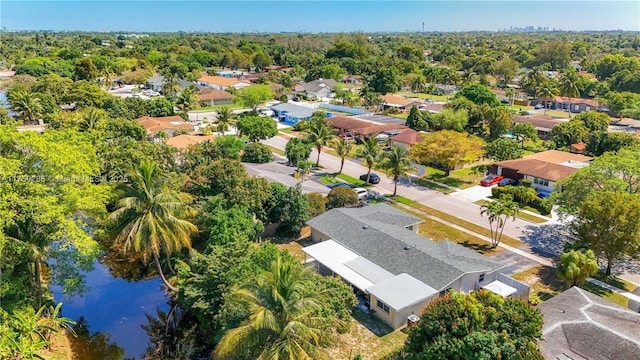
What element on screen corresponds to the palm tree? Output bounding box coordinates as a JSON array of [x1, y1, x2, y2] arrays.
[[460, 70, 477, 86], [380, 145, 417, 197], [297, 160, 313, 182], [304, 117, 336, 167], [162, 73, 180, 97], [79, 108, 105, 131], [8, 89, 43, 123], [480, 195, 519, 248], [536, 80, 559, 115], [559, 69, 581, 118], [214, 256, 333, 360], [334, 137, 354, 174], [175, 85, 199, 114], [359, 86, 382, 111], [357, 136, 383, 184], [215, 106, 235, 135], [410, 74, 426, 93], [505, 88, 517, 106], [110, 161, 198, 292]]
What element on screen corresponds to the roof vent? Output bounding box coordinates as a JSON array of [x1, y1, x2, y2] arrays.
[[404, 245, 411, 250], [362, 225, 368, 229]]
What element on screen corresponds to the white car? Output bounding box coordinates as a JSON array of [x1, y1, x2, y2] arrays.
[[353, 187, 368, 200]]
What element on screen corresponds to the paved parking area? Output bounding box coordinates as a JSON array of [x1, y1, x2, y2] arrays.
[[243, 156, 330, 195], [450, 185, 493, 202]]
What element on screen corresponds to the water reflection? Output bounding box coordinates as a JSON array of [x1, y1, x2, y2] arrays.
[[52, 253, 170, 359], [69, 317, 126, 360]]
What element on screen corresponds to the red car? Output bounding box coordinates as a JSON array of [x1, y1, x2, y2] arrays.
[[480, 174, 504, 187]]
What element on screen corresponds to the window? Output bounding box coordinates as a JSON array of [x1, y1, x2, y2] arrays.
[[479, 273, 485, 282], [574, 105, 579, 111], [533, 177, 549, 187], [377, 300, 390, 313]]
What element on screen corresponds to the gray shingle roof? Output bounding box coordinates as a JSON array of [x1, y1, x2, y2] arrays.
[[297, 79, 337, 93], [270, 103, 315, 119], [538, 287, 640, 360], [306, 203, 503, 290]]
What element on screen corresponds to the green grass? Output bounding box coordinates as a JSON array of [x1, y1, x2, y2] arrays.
[[279, 127, 294, 133], [474, 200, 548, 224], [396, 199, 523, 247], [421, 166, 479, 190], [414, 178, 456, 194], [512, 265, 567, 301], [580, 282, 629, 307], [265, 145, 285, 156], [592, 272, 638, 292], [396, 91, 449, 101], [336, 173, 367, 187]]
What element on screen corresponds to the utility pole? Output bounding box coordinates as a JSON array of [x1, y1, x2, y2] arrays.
[[422, 22, 425, 33]]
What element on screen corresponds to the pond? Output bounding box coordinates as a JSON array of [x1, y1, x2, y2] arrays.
[[51, 256, 170, 359], [0, 91, 17, 116]]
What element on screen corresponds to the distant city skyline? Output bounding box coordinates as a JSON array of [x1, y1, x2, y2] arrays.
[[1, 1, 639, 33]]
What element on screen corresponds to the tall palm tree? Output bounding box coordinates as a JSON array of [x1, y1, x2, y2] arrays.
[[79, 108, 105, 131], [480, 195, 519, 248], [334, 137, 354, 174], [357, 136, 382, 184], [460, 70, 477, 86], [214, 256, 333, 360], [505, 88, 517, 106], [175, 85, 199, 114], [410, 74, 426, 93], [536, 80, 559, 115], [215, 106, 235, 135], [380, 145, 417, 197], [559, 70, 581, 118], [304, 117, 336, 166], [8, 89, 43, 123], [110, 161, 198, 292], [162, 73, 180, 97]]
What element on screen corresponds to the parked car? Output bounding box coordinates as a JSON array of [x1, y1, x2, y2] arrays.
[[359, 173, 380, 184], [480, 175, 504, 187], [536, 191, 551, 198], [353, 187, 368, 200], [498, 178, 520, 187]]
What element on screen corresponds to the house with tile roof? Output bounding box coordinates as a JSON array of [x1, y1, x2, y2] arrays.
[[198, 89, 234, 106], [136, 116, 194, 138], [303, 204, 528, 329], [389, 128, 425, 149], [324, 115, 407, 141], [495, 150, 592, 192], [513, 114, 568, 140], [380, 95, 420, 112], [197, 75, 251, 90], [538, 287, 640, 360]]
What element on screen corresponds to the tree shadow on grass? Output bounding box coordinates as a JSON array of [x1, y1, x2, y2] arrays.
[[351, 309, 393, 337], [459, 240, 495, 255]]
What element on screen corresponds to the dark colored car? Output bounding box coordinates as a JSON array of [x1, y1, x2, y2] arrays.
[[359, 173, 380, 184], [498, 178, 520, 187], [327, 183, 350, 189], [536, 191, 551, 198], [480, 174, 504, 187]]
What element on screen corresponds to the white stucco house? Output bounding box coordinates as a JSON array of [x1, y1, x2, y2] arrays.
[[303, 204, 528, 330]]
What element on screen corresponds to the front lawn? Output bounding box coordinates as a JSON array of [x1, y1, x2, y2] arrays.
[[421, 166, 483, 190], [320, 173, 368, 187], [512, 265, 567, 301]]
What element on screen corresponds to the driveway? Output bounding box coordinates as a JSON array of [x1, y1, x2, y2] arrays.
[[242, 156, 330, 195], [451, 185, 493, 203]]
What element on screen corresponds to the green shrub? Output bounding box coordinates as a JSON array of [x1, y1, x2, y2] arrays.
[[241, 142, 273, 163], [327, 187, 358, 209], [293, 119, 310, 131], [520, 179, 533, 187]]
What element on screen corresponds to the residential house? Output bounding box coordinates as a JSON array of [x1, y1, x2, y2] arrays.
[[341, 74, 363, 85], [389, 128, 425, 150], [380, 95, 420, 112], [197, 76, 251, 91], [538, 287, 640, 359], [136, 115, 194, 138], [304, 204, 527, 330], [513, 114, 567, 140], [495, 150, 592, 192], [569, 142, 587, 154], [198, 89, 234, 106], [549, 96, 606, 114], [419, 102, 445, 113], [434, 84, 459, 95], [216, 69, 246, 78], [294, 79, 337, 99], [166, 134, 217, 150], [324, 115, 407, 141], [146, 76, 165, 93], [270, 103, 316, 125]]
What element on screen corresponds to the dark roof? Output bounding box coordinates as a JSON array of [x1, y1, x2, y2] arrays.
[[538, 287, 640, 360], [354, 113, 406, 125], [295, 79, 337, 93], [306, 204, 504, 290], [513, 114, 566, 131]]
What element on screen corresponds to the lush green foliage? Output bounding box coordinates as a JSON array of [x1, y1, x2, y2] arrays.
[[411, 130, 485, 175], [241, 142, 273, 163], [327, 187, 359, 209], [485, 138, 523, 161], [285, 137, 312, 166], [236, 115, 277, 142], [402, 291, 543, 360], [557, 249, 598, 286]]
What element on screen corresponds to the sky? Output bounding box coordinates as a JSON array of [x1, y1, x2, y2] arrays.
[[1, 1, 639, 33]]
